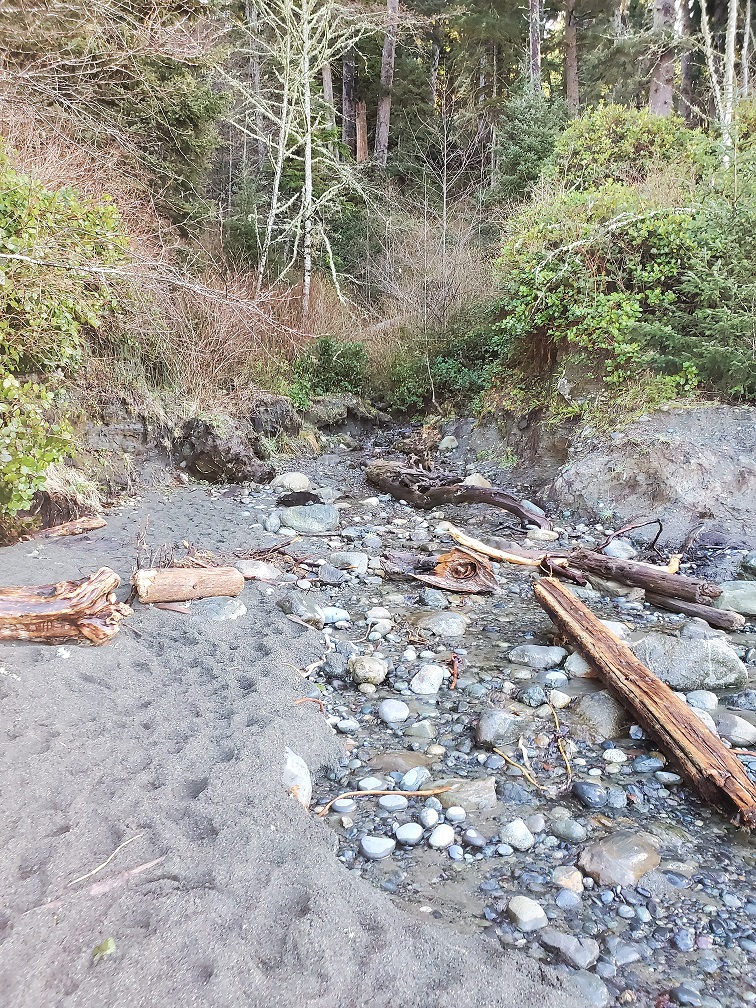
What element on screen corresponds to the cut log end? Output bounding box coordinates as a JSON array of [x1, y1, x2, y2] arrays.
[[132, 566, 244, 604]]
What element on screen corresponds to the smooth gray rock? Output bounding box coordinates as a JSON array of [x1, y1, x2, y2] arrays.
[[330, 552, 369, 575], [416, 612, 470, 636], [359, 835, 396, 860], [395, 822, 423, 845], [716, 711, 756, 745], [686, 690, 719, 712], [434, 776, 498, 810], [271, 471, 311, 491], [630, 631, 748, 691], [476, 709, 527, 747], [378, 794, 408, 812], [602, 538, 637, 560], [410, 663, 446, 695], [572, 970, 610, 1007], [378, 699, 410, 724], [551, 818, 588, 843], [508, 645, 567, 670], [715, 580, 756, 615], [279, 504, 340, 533], [573, 690, 628, 741], [192, 597, 247, 621], [507, 896, 547, 932], [540, 929, 600, 969]]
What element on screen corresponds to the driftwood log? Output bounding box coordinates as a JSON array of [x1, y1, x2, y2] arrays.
[[534, 577, 756, 828], [0, 567, 130, 645], [645, 593, 746, 632], [32, 516, 107, 539], [133, 566, 244, 603], [365, 461, 550, 529], [567, 549, 721, 604]]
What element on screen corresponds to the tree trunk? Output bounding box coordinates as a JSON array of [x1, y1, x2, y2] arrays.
[[744, 0, 752, 95], [374, 0, 400, 166], [322, 60, 337, 157], [529, 0, 542, 91], [0, 568, 130, 645], [356, 100, 369, 162], [342, 47, 357, 158], [564, 0, 580, 114], [567, 548, 721, 604], [645, 593, 746, 631], [534, 578, 756, 828], [723, 0, 740, 149], [649, 0, 676, 115], [133, 567, 244, 604], [301, 0, 314, 322], [430, 38, 440, 106]]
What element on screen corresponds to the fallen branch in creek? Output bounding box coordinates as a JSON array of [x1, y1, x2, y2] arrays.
[[0, 567, 130, 645], [645, 593, 745, 632], [534, 577, 756, 828], [317, 785, 452, 818], [365, 461, 551, 528]]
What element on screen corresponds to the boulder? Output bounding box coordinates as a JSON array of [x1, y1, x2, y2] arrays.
[[716, 711, 756, 746], [416, 612, 470, 637], [572, 691, 628, 741], [714, 580, 756, 615], [629, 631, 748, 691], [279, 504, 340, 533], [174, 416, 273, 484], [272, 472, 312, 492], [508, 644, 567, 670], [476, 709, 529, 747]]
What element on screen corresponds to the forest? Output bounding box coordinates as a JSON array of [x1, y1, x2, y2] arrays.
[[1, 0, 756, 530]]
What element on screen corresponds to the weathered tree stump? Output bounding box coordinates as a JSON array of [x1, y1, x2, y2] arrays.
[[0, 567, 130, 645]]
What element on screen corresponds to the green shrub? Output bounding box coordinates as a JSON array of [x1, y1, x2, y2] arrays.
[[0, 149, 127, 371], [490, 92, 567, 203], [292, 335, 368, 400], [0, 374, 71, 515], [549, 105, 715, 188]]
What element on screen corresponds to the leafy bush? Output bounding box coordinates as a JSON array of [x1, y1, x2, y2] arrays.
[[0, 374, 70, 515], [292, 335, 368, 401], [549, 105, 715, 188], [490, 92, 567, 203], [0, 147, 127, 371]]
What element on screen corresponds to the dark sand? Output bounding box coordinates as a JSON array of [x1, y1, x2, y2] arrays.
[[0, 489, 587, 1008]]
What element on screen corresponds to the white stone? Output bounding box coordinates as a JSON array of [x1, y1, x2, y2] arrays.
[[549, 689, 572, 709], [271, 472, 312, 492], [410, 663, 446, 695], [350, 655, 389, 685], [367, 607, 392, 622], [395, 823, 424, 845], [461, 473, 492, 488], [282, 747, 312, 808], [508, 645, 567, 670], [438, 435, 459, 451], [686, 690, 719, 713], [565, 653, 594, 677], [419, 808, 439, 829], [499, 818, 535, 851], [378, 699, 410, 723], [445, 806, 466, 824], [507, 895, 548, 932], [526, 528, 559, 542], [428, 824, 455, 849], [359, 836, 396, 860]]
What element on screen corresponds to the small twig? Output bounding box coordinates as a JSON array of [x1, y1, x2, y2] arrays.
[[67, 834, 144, 887], [294, 696, 325, 712], [447, 652, 460, 690], [317, 786, 452, 818]]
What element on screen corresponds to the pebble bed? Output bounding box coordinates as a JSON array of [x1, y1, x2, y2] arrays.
[[237, 447, 756, 1008]]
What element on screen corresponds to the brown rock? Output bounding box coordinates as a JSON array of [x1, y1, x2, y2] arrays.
[[578, 830, 660, 887], [370, 751, 434, 774]]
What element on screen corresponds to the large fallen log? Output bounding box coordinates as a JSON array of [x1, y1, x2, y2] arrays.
[[567, 548, 721, 604], [0, 567, 130, 645], [365, 461, 550, 529], [645, 593, 746, 632], [534, 577, 756, 828], [32, 516, 107, 539], [132, 566, 244, 603]]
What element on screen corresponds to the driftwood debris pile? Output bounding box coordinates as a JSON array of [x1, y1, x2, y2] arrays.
[[0, 567, 131, 645], [535, 578, 756, 828]]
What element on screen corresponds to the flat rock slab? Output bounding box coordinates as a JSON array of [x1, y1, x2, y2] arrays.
[[579, 830, 660, 886], [279, 504, 340, 533]]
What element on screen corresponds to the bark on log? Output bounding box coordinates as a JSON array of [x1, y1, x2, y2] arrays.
[[645, 593, 746, 632], [365, 462, 550, 528], [0, 567, 130, 645], [534, 577, 756, 828], [133, 566, 244, 603], [568, 548, 721, 604]]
